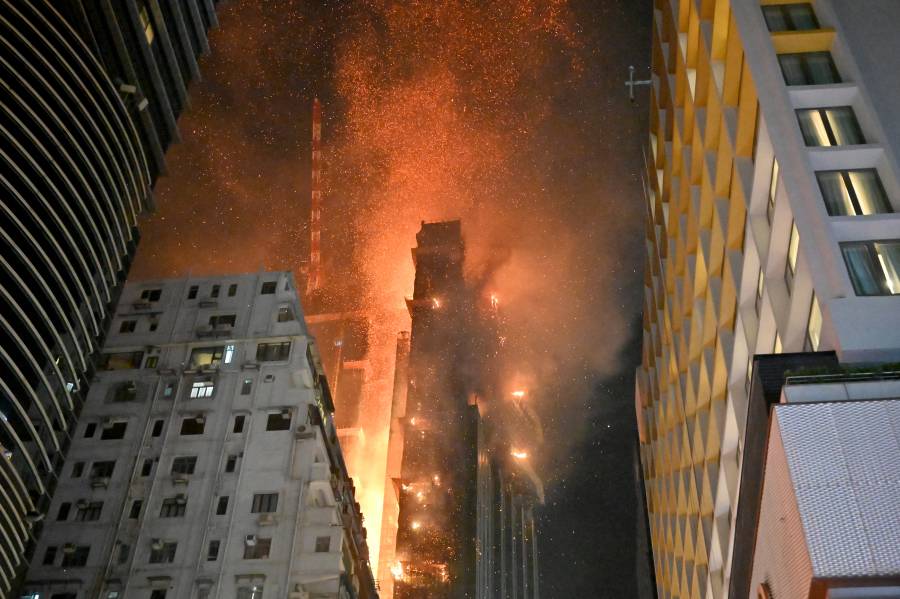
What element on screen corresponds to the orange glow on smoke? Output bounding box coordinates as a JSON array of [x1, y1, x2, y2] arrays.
[[511, 449, 530, 460], [511, 389, 527, 399]]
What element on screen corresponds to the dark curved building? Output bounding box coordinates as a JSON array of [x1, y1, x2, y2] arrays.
[[0, 0, 217, 595]]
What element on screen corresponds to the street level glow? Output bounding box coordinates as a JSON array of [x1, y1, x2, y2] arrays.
[[432, 297, 441, 308], [391, 561, 404, 581], [512, 390, 526, 398], [511, 449, 529, 460], [411, 521, 422, 530]]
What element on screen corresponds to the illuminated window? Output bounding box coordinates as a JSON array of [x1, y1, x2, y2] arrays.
[[841, 240, 900, 295], [797, 107, 864, 147], [805, 295, 823, 351], [190, 346, 225, 368], [767, 159, 779, 224], [755, 268, 765, 317], [785, 223, 800, 292], [224, 344, 235, 364], [189, 379, 215, 399], [816, 170, 892, 216], [139, 3, 155, 45], [762, 4, 818, 32], [774, 332, 783, 354], [778, 52, 840, 85]]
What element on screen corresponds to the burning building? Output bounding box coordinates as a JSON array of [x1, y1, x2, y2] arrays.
[[392, 221, 480, 597], [387, 221, 543, 599]]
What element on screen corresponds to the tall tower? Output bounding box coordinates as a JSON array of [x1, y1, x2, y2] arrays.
[[307, 97, 324, 295], [637, 2, 900, 598]]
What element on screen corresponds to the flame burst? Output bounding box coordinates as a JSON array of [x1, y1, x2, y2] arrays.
[[329, 1, 583, 591]]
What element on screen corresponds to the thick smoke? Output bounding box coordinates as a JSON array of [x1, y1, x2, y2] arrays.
[[329, 0, 645, 485]]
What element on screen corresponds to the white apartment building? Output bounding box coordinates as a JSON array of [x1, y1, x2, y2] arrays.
[[637, 1, 900, 598], [20, 272, 378, 599]]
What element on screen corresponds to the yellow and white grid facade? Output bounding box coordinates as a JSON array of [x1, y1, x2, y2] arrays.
[[635, 1, 900, 598]]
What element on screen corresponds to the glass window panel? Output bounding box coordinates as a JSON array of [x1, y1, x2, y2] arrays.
[[762, 6, 789, 31], [874, 241, 900, 294], [825, 107, 864, 145], [847, 170, 892, 215], [788, 224, 800, 272], [797, 109, 832, 146], [778, 54, 806, 85], [816, 171, 855, 216], [807, 295, 822, 351], [842, 243, 885, 295], [786, 4, 818, 30], [805, 52, 839, 84]]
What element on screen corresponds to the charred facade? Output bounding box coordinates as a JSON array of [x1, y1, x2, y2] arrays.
[[394, 221, 480, 597]]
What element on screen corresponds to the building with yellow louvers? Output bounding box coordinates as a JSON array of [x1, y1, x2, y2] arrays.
[[636, 1, 900, 598]]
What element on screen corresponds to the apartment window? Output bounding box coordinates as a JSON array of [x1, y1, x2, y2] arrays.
[[816, 169, 892, 216], [755, 269, 765, 316], [76, 501, 103, 521], [119, 320, 137, 333], [767, 159, 779, 224], [57, 502, 71, 521], [256, 341, 291, 362], [315, 536, 330, 553], [797, 107, 864, 147], [160, 496, 187, 518], [805, 295, 823, 351], [207, 540, 220, 561], [225, 455, 239, 473], [149, 317, 159, 332], [98, 351, 144, 370], [209, 314, 236, 328], [778, 52, 840, 85], [188, 285, 199, 299], [189, 379, 216, 399], [224, 344, 235, 364], [261, 281, 277, 294], [762, 4, 818, 31], [243, 537, 271, 560], [72, 462, 85, 477], [180, 416, 206, 435], [237, 586, 264, 599], [141, 288, 162, 302], [43, 545, 57, 565], [145, 355, 159, 369], [228, 283, 238, 297], [211, 284, 221, 298], [138, 2, 155, 44], [190, 346, 225, 369], [51, 594, 77, 599], [91, 461, 116, 478], [151, 419, 164, 437], [112, 382, 138, 402], [141, 459, 153, 477], [216, 496, 229, 515], [129, 500, 142, 519], [149, 542, 177, 564], [163, 382, 175, 398], [150, 591, 167, 599], [841, 240, 900, 295], [84, 422, 97, 438], [101, 421, 128, 440], [241, 378, 253, 395], [266, 410, 291, 431], [785, 223, 800, 293], [277, 306, 294, 322], [251, 493, 279, 513], [61, 545, 90, 567], [171, 457, 197, 475], [233, 415, 246, 433], [117, 543, 130, 565]]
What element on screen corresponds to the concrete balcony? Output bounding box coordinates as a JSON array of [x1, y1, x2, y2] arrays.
[[303, 505, 338, 527], [296, 550, 343, 575]]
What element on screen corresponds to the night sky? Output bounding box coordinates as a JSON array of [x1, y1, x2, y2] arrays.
[[132, 1, 652, 595]]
